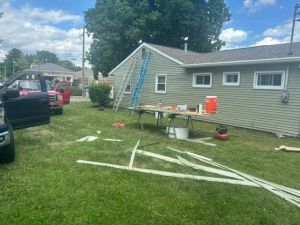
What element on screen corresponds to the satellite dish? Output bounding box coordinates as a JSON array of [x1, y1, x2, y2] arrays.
[[138, 39, 143, 44], [184, 37, 189, 41]]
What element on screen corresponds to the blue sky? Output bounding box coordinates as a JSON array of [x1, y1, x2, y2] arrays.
[[0, 0, 299, 64], [223, 0, 299, 48]]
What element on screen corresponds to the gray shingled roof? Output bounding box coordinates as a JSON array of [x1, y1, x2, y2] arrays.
[[147, 42, 300, 65], [25, 63, 73, 73], [73, 68, 94, 79]]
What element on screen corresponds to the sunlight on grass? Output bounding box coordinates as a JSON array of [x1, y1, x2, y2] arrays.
[[0, 102, 299, 225]]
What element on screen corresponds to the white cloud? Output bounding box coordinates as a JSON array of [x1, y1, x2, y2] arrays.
[[254, 37, 285, 46], [220, 28, 248, 42], [20, 6, 81, 24], [0, 2, 92, 66], [263, 22, 293, 38], [0, 49, 8, 62], [244, 0, 277, 12], [253, 21, 300, 46]]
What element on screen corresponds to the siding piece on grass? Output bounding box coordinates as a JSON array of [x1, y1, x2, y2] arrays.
[[111, 45, 300, 136]]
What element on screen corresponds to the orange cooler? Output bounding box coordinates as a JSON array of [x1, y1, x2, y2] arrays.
[[206, 96, 218, 113]]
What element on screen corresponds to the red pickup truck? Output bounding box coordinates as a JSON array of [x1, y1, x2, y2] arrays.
[[18, 80, 64, 115], [54, 81, 71, 104]]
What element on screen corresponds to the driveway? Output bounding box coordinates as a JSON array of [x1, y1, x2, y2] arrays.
[[70, 96, 90, 102]]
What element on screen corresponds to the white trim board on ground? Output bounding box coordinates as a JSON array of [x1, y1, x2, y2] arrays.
[[76, 141, 300, 208]]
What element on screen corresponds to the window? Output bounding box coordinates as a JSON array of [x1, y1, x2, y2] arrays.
[[155, 74, 167, 93], [192, 73, 212, 88], [124, 80, 131, 94], [253, 71, 285, 90], [223, 72, 240, 86]]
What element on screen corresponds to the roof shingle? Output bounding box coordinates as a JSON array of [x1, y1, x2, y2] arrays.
[[147, 42, 300, 64]]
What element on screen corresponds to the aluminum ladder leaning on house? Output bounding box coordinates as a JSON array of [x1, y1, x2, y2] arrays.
[[130, 52, 151, 110], [113, 57, 138, 111]]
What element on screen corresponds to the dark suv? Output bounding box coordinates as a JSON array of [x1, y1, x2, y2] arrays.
[[0, 71, 50, 163]]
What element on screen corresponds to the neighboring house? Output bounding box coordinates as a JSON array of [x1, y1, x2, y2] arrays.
[[25, 63, 74, 82], [73, 68, 113, 85], [109, 42, 300, 136], [73, 68, 96, 85]]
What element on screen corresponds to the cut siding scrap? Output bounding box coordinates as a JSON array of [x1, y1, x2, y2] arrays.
[[275, 145, 300, 152], [103, 139, 123, 142], [177, 156, 246, 180], [76, 136, 98, 142], [129, 139, 141, 169], [186, 151, 300, 208], [77, 143, 300, 208], [166, 146, 185, 154], [181, 138, 216, 147], [76, 160, 258, 187], [136, 150, 246, 180], [136, 150, 181, 165]]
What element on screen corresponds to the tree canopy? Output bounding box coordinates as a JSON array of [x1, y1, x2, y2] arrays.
[[85, 0, 230, 76], [0, 49, 81, 79]]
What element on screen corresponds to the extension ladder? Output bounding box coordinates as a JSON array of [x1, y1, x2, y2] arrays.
[[113, 57, 138, 111], [130, 52, 151, 108]]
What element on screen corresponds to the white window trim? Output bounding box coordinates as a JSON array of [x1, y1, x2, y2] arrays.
[[155, 74, 167, 94], [192, 73, 212, 88], [253, 71, 285, 90], [223, 72, 240, 86], [124, 80, 131, 94]]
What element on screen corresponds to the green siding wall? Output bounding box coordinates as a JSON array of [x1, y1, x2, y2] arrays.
[[112, 47, 300, 136]]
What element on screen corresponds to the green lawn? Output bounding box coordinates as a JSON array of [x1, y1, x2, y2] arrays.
[[0, 102, 299, 225]]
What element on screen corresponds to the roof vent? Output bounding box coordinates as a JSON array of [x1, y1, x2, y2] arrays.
[[183, 37, 189, 52]]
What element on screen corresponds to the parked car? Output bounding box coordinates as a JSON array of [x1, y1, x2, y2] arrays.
[[16, 80, 64, 115], [0, 71, 50, 163], [54, 81, 71, 104]]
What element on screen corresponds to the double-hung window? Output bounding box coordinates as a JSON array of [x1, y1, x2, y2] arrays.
[[192, 73, 212, 88], [155, 74, 167, 93], [253, 71, 285, 90], [124, 80, 131, 94], [223, 72, 240, 86]]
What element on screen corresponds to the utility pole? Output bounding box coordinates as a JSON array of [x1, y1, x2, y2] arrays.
[[289, 4, 300, 55], [4, 63, 6, 80], [0, 12, 3, 44], [82, 26, 85, 97], [12, 59, 15, 76]]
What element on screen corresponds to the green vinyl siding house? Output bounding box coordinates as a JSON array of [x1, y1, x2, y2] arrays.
[[109, 42, 300, 136]]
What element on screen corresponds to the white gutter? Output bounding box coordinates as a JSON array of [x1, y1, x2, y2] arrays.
[[183, 57, 300, 68]]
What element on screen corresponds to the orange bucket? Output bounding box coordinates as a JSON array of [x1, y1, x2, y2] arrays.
[[205, 96, 218, 113]]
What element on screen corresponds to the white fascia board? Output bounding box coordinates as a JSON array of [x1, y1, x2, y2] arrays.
[[39, 69, 74, 74], [109, 43, 184, 75], [182, 57, 300, 68], [144, 43, 184, 65]]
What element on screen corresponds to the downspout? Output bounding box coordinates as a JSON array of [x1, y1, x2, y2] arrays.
[[285, 64, 289, 91]]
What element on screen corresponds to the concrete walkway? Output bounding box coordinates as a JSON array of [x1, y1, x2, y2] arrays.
[[70, 96, 91, 103]]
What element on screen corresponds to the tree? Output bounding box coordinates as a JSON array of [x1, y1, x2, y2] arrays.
[[1, 49, 81, 77], [36, 50, 59, 64], [85, 0, 230, 76], [4, 48, 30, 77], [58, 60, 81, 72]]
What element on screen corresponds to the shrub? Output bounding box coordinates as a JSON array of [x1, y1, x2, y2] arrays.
[[70, 86, 82, 96], [89, 84, 112, 108]]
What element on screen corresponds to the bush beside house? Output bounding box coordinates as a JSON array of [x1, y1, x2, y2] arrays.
[[89, 84, 112, 110]]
